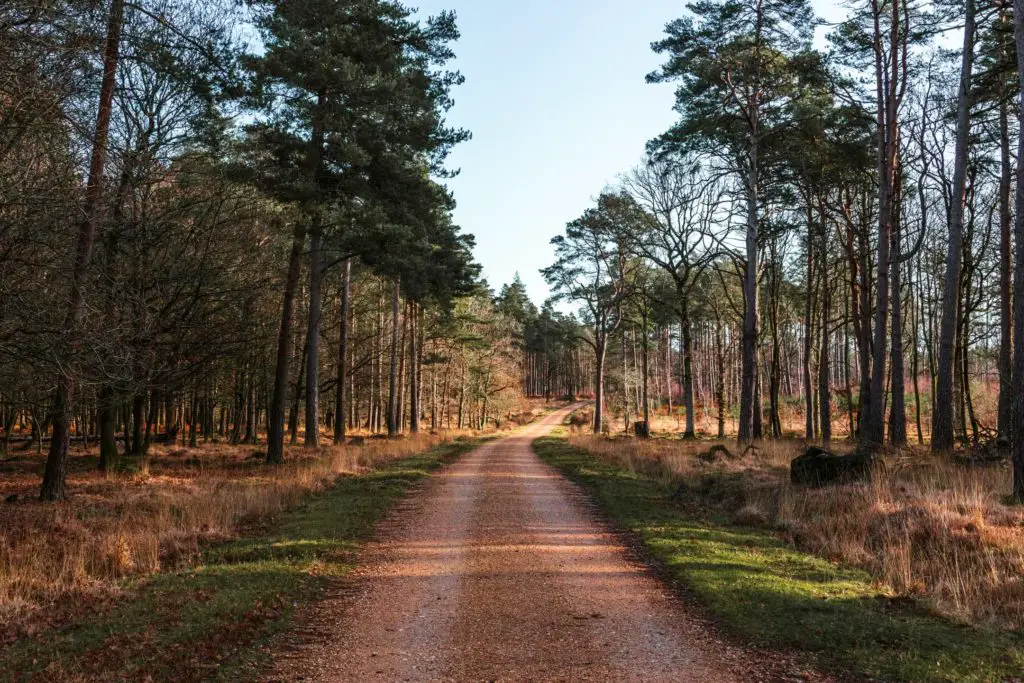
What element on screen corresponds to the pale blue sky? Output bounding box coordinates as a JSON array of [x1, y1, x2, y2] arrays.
[[414, 1, 847, 305]]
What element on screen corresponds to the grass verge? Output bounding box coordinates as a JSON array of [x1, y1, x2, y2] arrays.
[[1, 437, 481, 683], [533, 434, 1024, 683]]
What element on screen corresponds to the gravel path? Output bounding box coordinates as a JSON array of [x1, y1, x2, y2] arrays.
[[265, 406, 827, 682]]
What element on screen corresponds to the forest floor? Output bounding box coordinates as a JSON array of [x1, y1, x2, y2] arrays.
[[7, 405, 1023, 681], [0, 435, 486, 681], [261, 405, 826, 682], [536, 430, 1024, 682]]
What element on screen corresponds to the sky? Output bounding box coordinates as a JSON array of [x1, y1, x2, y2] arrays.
[[413, 0, 848, 306]]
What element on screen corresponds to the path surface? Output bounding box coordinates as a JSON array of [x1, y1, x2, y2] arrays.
[[265, 407, 817, 682]]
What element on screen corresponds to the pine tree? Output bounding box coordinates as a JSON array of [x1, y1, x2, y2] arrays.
[[649, 0, 816, 444]]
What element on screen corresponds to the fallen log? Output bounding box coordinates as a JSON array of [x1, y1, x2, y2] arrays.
[[697, 444, 736, 463], [790, 446, 876, 487]]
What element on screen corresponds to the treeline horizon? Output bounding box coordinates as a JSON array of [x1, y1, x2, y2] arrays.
[[538, 0, 1024, 501], [8, 0, 1024, 503]]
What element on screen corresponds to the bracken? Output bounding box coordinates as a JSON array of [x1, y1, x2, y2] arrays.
[[569, 432, 1024, 629]]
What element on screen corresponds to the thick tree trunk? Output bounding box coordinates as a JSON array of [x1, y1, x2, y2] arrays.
[[864, 0, 901, 449], [41, 0, 125, 500], [933, 0, 974, 452], [267, 92, 325, 463], [1011, 0, 1024, 501], [738, 160, 759, 444], [98, 385, 117, 471], [289, 341, 306, 445], [998, 41, 1013, 437], [268, 226, 306, 463]]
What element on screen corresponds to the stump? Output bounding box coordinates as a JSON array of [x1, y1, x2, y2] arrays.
[[790, 446, 875, 486], [634, 421, 650, 439]]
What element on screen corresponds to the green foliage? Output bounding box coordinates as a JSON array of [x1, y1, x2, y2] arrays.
[[542, 192, 646, 339], [240, 0, 476, 308], [648, 0, 817, 160]]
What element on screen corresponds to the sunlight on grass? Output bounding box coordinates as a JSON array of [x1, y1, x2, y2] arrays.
[[533, 435, 1024, 682], [0, 438, 481, 682]]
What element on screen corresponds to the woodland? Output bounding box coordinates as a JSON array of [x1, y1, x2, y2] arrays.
[[4, 0, 1024, 677], [544, 0, 1024, 494], [0, 0, 590, 498]]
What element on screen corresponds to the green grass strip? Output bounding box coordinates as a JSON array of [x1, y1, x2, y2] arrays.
[[533, 434, 1024, 683], [2, 438, 482, 682]]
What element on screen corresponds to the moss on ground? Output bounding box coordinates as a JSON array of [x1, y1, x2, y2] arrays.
[[533, 434, 1024, 683], [2, 438, 481, 682]]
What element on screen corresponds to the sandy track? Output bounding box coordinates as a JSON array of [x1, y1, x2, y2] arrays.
[[264, 407, 819, 682]]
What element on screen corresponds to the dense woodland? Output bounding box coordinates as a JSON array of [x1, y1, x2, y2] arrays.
[[0, 0, 592, 502], [7, 0, 1024, 503]]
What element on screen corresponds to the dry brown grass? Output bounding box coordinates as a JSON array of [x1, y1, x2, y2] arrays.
[[569, 432, 1024, 630], [0, 432, 465, 640]]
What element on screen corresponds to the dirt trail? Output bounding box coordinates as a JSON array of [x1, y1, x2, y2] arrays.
[[265, 407, 818, 682]]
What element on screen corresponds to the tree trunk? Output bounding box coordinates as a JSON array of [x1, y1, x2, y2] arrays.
[[41, 0, 125, 500], [715, 317, 726, 439], [334, 259, 351, 444], [804, 208, 816, 441], [998, 27, 1013, 437], [411, 304, 423, 434], [267, 91, 325, 463], [642, 311, 650, 427], [933, 0, 974, 452], [397, 303, 408, 431], [304, 221, 324, 448], [819, 291, 832, 444], [738, 159, 759, 444], [98, 385, 117, 471], [1011, 0, 1024, 500], [681, 308, 695, 438], [864, 0, 901, 448], [889, 180, 908, 446], [387, 278, 401, 437], [289, 341, 306, 445], [593, 339, 606, 434], [131, 394, 145, 456]]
